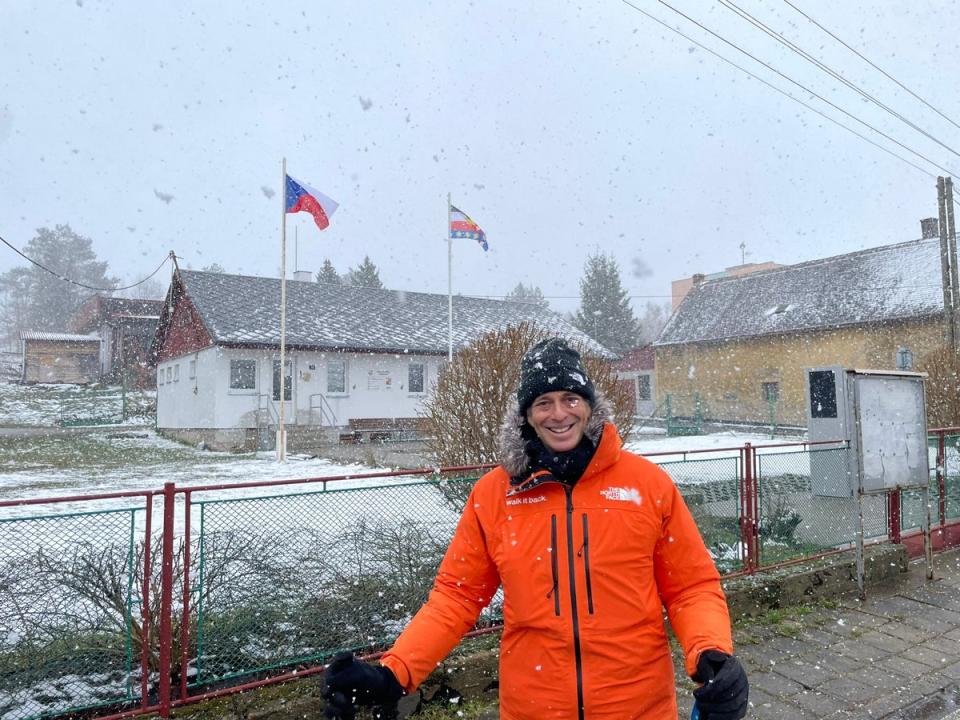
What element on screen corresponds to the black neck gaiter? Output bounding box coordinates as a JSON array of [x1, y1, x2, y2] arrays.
[[524, 430, 597, 485]]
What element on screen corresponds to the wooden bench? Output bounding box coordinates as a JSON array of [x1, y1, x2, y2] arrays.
[[342, 417, 428, 444]]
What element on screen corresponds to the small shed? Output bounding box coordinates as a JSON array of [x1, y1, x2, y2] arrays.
[[69, 296, 164, 387], [20, 331, 102, 385]]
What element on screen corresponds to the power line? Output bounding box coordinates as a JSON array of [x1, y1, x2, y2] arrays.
[[783, 0, 960, 133], [717, 0, 960, 160], [0, 233, 171, 292], [641, 0, 960, 177], [617, 0, 935, 179]]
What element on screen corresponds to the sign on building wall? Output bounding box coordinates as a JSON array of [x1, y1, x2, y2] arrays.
[[367, 369, 393, 391]]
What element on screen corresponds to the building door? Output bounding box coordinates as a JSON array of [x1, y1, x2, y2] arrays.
[[272, 358, 295, 422], [636, 373, 654, 416]]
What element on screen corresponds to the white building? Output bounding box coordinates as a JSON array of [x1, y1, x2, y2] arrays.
[[154, 269, 603, 451]]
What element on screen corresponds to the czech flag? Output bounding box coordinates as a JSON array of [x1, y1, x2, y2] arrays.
[[450, 205, 488, 251], [285, 175, 339, 231]]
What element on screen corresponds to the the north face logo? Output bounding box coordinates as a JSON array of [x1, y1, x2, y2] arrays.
[[600, 487, 642, 506]]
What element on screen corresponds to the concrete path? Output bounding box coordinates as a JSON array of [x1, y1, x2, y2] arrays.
[[706, 548, 960, 720]]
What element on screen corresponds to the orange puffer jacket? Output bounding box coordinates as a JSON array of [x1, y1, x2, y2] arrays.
[[381, 406, 733, 719]]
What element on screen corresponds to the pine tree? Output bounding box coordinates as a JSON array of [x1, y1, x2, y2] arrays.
[[573, 252, 641, 354], [504, 282, 549, 309], [344, 256, 384, 289], [0, 225, 117, 340], [316, 259, 341, 286]]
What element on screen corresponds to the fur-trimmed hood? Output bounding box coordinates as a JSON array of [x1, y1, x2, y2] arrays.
[[498, 389, 615, 479]]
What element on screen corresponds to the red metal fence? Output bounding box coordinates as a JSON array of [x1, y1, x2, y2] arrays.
[[2, 437, 960, 720]]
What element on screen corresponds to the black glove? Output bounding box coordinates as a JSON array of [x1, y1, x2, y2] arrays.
[[692, 649, 748, 720], [322, 651, 405, 720]]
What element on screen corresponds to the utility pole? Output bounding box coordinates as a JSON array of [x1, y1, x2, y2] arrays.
[[947, 177, 959, 351], [938, 177, 956, 351]]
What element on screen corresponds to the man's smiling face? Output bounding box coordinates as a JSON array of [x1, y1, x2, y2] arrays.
[[526, 390, 592, 453]]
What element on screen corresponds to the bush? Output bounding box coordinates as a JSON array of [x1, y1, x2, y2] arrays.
[[921, 345, 960, 427]]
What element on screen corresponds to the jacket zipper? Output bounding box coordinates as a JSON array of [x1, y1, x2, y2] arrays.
[[564, 486, 585, 720], [549, 514, 560, 616], [580, 513, 594, 615]]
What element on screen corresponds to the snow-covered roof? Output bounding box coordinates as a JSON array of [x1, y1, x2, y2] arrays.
[[19, 331, 101, 343], [657, 238, 944, 346], [176, 270, 612, 356]]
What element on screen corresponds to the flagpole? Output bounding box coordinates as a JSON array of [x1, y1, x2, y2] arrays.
[[447, 193, 453, 362], [278, 158, 287, 462]]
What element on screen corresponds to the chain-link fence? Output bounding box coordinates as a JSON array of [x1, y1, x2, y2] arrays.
[[660, 456, 742, 574], [900, 432, 960, 533], [753, 447, 886, 567], [190, 478, 481, 688], [945, 434, 960, 522], [4, 436, 960, 720], [0, 507, 143, 720], [59, 390, 125, 426]]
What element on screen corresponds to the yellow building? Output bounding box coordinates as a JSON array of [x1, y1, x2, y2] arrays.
[[655, 238, 948, 427]]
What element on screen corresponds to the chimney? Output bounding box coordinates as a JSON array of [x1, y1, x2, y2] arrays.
[[921, 217, 939, 239], [293, 270, 313, 282], [692, 273, 706, 286]]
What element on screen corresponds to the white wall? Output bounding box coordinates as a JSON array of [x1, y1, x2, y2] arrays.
[[156, 348, 219, 428], [157, 346, 442, 430]]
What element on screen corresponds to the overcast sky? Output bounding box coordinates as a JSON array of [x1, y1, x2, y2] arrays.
[[2, 1, 959, 315]]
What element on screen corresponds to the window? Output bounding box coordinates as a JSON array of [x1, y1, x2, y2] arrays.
[[636, 374, 651, 401], [762, 382, 779, 403], [230, 359, 257, 390], [158, 367, 165, 385], [408, 362, 425, 393], [173, 364, 180, 382], [189, 359, 196, 379], [166, 367, 172, 383], [896, 346, 914, 371], [327, 358, 346, 394], [272, 359, 292, 401]]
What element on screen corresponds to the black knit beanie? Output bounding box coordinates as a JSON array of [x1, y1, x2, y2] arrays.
[[517, 338, 596, 414]]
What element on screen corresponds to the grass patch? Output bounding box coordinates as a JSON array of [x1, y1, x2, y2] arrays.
[[0, 432, 242, 473]]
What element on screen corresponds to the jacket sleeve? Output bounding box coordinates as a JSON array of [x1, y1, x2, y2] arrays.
[[652, 474, 734, 677], [380, 482, 501, 692]]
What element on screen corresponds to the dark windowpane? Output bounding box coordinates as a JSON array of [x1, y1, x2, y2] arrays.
[[809, 370, 837, 418], [636, 374, 651, 401], [327, 359, 346, 393], [762, 382, 779, 402], [272, 360, 292, 401], [230, 359, 256, 390], [408, 363, 424, 393]]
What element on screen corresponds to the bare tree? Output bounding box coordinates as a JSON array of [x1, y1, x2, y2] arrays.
[[637, 301, 672, 344], [921, 346, 960, 427]]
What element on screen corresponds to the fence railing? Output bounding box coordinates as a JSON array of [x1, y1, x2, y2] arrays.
[[2, 437, 960, 720], [58, 389, 126, 426]]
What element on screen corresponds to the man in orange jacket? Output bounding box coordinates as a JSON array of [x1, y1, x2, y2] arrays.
[[323, 337, 748, 719]]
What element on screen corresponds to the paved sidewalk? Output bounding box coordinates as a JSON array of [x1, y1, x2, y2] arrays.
[[697, 548, 960, 720]]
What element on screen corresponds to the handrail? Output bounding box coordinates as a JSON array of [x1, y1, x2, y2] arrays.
[[309, 393, 338, 426], [256, 393, 280, 427], [642, 437, 847, 460]]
